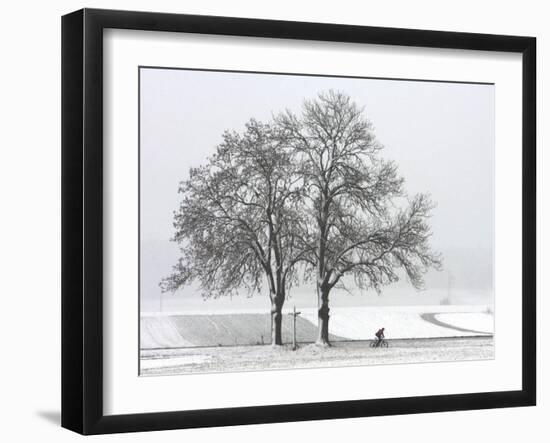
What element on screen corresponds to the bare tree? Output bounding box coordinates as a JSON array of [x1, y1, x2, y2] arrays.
[[276, 91, 442, 345], [161, 120, 310, 345]]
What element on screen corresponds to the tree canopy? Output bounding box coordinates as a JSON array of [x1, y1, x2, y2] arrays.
[[276, 91, 442, 344], [161, 120, 310, 344], [163, 91, 442, 346]]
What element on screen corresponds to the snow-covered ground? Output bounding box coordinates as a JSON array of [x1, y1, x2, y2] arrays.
[[141, 316, 195, 349], [140, 337, 495, 376], [299, 306, 493, 340], [141, 355, 212, 370], [434, 313, 493, 334], [140, 305, 493, 349]]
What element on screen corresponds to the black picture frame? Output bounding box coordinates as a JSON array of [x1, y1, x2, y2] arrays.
[[61, 8, 536, 435]]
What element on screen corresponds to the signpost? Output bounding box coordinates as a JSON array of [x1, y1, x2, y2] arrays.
[[288, 306, 301, 351]]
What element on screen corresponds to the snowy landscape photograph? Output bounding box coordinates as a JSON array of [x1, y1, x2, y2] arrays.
[[138, 67, 495, 376]]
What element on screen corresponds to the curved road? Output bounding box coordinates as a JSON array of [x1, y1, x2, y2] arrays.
[[420, 313, 491, 335]]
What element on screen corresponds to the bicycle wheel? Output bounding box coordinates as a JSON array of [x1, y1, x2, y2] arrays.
[[370, 341, 377, 348], [381, 340, 389, 348]]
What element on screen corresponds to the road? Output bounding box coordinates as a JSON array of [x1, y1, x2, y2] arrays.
[[140, 336, 494, 376]]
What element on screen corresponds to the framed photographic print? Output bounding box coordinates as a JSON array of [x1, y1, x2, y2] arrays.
[[61, 8, 536, 435]]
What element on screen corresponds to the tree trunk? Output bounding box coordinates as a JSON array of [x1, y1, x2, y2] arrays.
[[316, 285, 331, 346], [271, 295, 284, 346]]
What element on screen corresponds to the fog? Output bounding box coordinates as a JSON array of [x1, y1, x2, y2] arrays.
[[139, 68, 494, 312]]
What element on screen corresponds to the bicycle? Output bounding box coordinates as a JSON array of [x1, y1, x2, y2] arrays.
[[370, 338, 389, 348]]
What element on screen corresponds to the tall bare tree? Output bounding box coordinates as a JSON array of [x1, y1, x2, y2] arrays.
[[276, 91, 442, 345], [161, 120, 310, 345]]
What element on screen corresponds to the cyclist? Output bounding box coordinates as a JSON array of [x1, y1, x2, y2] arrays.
[[375, 327, 385, 346]]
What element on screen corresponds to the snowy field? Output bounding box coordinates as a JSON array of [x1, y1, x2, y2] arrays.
[[434, 313, 493, 334], [139, 305, 494, 375], [140, 305, 494, 349], [299, 306, 493, 340], [140, 337, 494, 376]]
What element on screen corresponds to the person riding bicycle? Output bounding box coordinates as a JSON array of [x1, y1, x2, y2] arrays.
[[375, 327, 385, 346]]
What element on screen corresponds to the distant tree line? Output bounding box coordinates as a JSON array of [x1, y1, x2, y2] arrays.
[[161, 91, 442, 346]]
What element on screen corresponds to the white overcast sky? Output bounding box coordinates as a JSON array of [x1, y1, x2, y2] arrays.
[[139, 67, 494, 312]]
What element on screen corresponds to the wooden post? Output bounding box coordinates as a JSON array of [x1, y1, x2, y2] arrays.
[[289, 305, 301, 351]]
